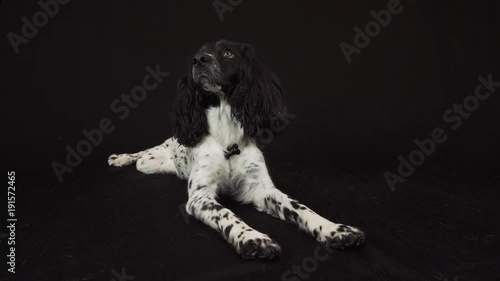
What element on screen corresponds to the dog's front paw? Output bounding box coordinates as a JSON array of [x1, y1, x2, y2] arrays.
[[236, 235, 281, 260], [320, 224, 365, 249], [108, 154, 135, 167]]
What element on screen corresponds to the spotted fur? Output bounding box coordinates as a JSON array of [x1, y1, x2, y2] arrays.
[[108, 40, 364, 260], [108, 97, 364, 259]]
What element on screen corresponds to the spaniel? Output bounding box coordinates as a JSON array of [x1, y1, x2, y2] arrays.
[[108, 40, 365, 260]]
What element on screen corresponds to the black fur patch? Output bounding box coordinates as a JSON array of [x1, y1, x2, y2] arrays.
[[337, 225, 348, 232], [290, 200, 301, 210], [224, 143, 241, 159], [201, 202, 223, 211], [224, 224, 233, 238], [283, 207, 299, 224]]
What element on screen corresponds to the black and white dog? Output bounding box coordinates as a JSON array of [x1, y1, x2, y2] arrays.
[[108, 40, 365, 260]]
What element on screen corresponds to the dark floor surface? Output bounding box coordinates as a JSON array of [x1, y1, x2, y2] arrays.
[[6, 158, 500, 281], [2, 1, 500, 280]]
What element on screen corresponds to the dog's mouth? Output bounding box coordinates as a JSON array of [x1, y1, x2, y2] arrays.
[[195, 74, 222, 93], [198, 75, 210, 85]]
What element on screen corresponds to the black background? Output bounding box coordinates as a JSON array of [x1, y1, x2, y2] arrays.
[[1, 0, 500, 280]]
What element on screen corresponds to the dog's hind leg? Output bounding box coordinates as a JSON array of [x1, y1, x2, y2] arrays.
[[108, 138, 177, 175]]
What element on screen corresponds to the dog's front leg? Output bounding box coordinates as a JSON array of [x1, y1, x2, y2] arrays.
[[233, 146, 365, 249], [185, 144, 281, 260]]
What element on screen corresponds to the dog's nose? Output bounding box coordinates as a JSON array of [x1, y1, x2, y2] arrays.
[[192, 54, 210, 68]]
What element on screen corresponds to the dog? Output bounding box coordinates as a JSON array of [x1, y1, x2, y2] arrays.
[[108, 40, 365, 260]]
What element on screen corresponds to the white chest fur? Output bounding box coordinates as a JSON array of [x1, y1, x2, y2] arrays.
[[206, 97, 244, 149]]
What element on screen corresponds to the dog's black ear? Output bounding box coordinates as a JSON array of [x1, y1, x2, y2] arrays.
[[172, 73, 208, 147], [230, 44, 288, 137]]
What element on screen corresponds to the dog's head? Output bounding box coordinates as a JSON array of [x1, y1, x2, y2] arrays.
[[190, 40, 246, 92], [174, 40, 288, 147]]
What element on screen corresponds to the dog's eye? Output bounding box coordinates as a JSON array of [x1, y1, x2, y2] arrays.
[[223, 50, 234, 58]]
